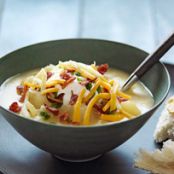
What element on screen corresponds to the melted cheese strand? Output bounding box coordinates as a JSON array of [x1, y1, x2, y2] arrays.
[[100, 113, 125, 122], [72, 88, 86, 123], [83, 93, 110, 125], [41, 88, 59, 95]]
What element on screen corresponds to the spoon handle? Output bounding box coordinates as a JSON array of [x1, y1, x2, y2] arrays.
[[122, 32, 174, 91]]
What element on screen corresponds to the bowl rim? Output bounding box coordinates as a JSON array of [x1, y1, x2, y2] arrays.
[[0, 38, 171, 129]]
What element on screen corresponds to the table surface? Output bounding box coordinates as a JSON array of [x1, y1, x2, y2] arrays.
[[0, 1, 174, 174], [0, 0, 174, 63]]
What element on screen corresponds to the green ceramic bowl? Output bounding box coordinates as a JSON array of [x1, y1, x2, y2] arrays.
[[0, 39, 170, 162]]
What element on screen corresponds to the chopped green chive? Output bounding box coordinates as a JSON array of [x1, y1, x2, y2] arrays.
[[77, 77, 83, 82], [53, 92, 58, 98], [75, 72, 81, 76], [85, 83, 92, 90], [97, 86, 102, 93], [51, 102, 62, 108], [40, 111, 50, 120]]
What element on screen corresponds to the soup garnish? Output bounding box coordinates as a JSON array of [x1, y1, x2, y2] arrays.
[[1, 60, 154, 125]]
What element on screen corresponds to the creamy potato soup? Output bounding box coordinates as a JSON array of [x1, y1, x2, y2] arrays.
[[0, 61, 154, 126]]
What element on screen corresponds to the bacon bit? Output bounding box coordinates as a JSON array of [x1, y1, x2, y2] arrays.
[[46, 93, 65, 103], [80, 78, 97, 88], [59, 113, 69, 121], [47, 72, 53, 79], [94, 104, 105, 114], [62, 76, 76, 89], [57, 93, 65, 101], [80, 79, 90, 86], [60, 70, 76, 88], [19, 85, 29, 103], [47, 94, 62, 103], [9, 102, 21, 113], [60, 70, 71, 80], [97, 64, 109, 74], [16, 85, 24, 95], [117, 96, 128, 103], [44, 104, 59, 115], [87, 77, 97, 82], [69, 91, 78, 105]]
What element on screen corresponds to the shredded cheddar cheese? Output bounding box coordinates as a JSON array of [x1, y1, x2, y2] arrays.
[[99, 80, 111, 91], [46, 79, 65, 88], [83, 93, 110, 125], [41, 87, 59, 95], [110, 94, 117, 111], [110, 82, 119, 111], [103, 100, 110, 112], [109, 80, 114, 85], [10, 60, 144, 126], [102, 81, 118, 112], [84, 79, 111, 103], [100, 113, 125, 122], [72, 88, 86, 122], [24, 82, 40, 89], [84, 80, 100, 103], [77, 68, 96, 80], [59, 60, 106, 81], [59, 61, 96, 80], [117, 91, 131, 100]]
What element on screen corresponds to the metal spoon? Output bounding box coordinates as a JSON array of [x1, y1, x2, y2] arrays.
[[121, 32, 174, 91]]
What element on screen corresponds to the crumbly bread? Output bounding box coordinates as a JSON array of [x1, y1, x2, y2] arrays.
[[134, 140, 174, 174], [154, 97, 174, 143]]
